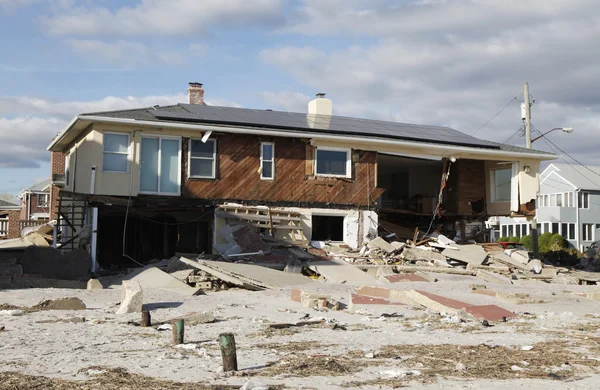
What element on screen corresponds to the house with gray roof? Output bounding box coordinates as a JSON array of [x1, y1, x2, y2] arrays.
[[0, 198, 20, 239], [47, 82, 556, 271], [17, 178, 50, 221], [499, 163, 600, 250]]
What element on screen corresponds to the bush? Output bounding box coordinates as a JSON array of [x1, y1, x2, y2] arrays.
[[548, 233, 567, 252], [538, 232, 554, 254], [520, 235, 533, 251]]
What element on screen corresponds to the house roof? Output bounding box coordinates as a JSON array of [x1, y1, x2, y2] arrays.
[[49, 103, 557, 160], [544, 163, 600, 191], [0, 199, 19, 209], [25, 178, 51, 193]]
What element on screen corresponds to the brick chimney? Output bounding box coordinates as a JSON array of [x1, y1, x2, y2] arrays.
[[187, 82, 204, 105]]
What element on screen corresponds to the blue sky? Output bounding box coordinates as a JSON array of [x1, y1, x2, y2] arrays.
[[1, 0, 600, 197]]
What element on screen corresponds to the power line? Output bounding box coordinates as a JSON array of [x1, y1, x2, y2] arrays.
[[471, 89, 523, 136], [502, 125, 525, 144]]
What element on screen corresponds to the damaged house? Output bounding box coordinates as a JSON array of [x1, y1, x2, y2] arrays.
[[47, 83, 555, 271]]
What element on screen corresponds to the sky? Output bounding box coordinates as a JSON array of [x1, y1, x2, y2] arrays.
[[1, 0, 599, 196]]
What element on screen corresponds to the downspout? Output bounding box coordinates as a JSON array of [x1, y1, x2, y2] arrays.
[[576, 189, 581, 251], [27, 193, 31, 220]]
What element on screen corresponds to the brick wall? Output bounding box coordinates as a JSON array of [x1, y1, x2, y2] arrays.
[[49, 151, 65, 221], [7, 210, 20, 239], [445, 159, 486, 215], [19, 196, 28, 220]]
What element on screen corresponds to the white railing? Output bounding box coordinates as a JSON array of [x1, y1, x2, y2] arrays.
[[0, 218, 8, 237]]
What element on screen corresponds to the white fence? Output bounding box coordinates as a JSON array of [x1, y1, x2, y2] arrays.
[[0, 218, 8, 237]]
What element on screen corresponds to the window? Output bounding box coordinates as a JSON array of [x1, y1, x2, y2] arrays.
[[501, 225, 507, 237], [582, 223, 594, 241], [37, 194, 49, 207], [568, 223, 575, 240], [189, 139, 216, 179], [315, 148, 351, 177], [515, 224, 521, 238], [544, 194, 549, 206], [492, 168, 511, 202], [103, 133, 129, 172], [543, 222, 549, 233], [561, 223, 568, 239], [578, 192, 589, 209], [522, 223, 528, 236], [260, 142, 274, 180], [140, 136, 181, 195], [552, 223, 559, 234], [508, 225, 514, 236], [567, 192, 574, 207], [550, 194, 556, 207], [556, 193, 563, 207]]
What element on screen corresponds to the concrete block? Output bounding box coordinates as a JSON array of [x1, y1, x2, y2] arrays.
[[402, 247, 448, 263], [116, 280, 143, 315], [442, 245, 487, 266], [87, 279, 103, 290], [476, 270, 513, 285], [369, 237, 397, 253], [528, 259, 543, 274], [291, 289, 339, 310]]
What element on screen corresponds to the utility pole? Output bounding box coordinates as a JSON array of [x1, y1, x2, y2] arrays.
[[524, 82, 532, 149]]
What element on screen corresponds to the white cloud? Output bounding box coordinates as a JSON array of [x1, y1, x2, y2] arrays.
[[43, 0, 284, 37], [259, 91, 311, 112], [259, 1, 600, 165], [66, 39, 187, 67], [0, 92, 242, 168]]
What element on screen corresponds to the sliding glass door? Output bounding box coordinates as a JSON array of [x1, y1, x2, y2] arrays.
[[140, 136, 181, 195]]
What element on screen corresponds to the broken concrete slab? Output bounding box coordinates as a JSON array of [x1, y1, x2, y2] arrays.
[[0, 232, 50, 249], [505, 249, 529, 265], [402, 247, 448, 263], [442, 245, 487, 266], [489, 253, 530, 271], [86, 279, 103, 290], [116, 267, 201, 296], [476, 269, 513, 285], [169, 311, 215, 325], [406, 290, 471, 316], [390, 242, 406, 251], [369, 237, 397, 254], [116, 280, 143, 315], [291, 289, 339, 310], [166, 256, 194, 273], [169, 269, 195, 282], [384, 273, 431, 283], [179, 257, 312, 290], [464, 305, 517, 321], [308, 257, 379, 285], [472, 289, 543, 304], [348, 293, 406, 312]]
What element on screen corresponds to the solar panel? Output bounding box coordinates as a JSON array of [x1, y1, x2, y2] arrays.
[[148, 103, 497, 148]]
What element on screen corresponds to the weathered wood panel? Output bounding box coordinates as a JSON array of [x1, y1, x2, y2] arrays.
[[182, 134, 381, 207]]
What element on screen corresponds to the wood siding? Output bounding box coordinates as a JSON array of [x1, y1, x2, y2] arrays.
[[182, 134, 383, 207], [446, 159, 487, 215]]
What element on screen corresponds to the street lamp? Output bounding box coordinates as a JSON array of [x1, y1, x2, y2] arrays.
[[531, 127, 573, 143]]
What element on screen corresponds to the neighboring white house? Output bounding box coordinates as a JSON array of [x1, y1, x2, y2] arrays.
[[499, 163, 600, 251]]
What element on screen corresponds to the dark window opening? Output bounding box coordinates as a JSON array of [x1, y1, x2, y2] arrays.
[[311, 215, 344, 241]]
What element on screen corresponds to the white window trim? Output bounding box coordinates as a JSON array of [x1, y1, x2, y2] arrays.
[[260, 142, 275, 180], [490, 167, 512, 203], [139, 135, 182, 196], [188, 138, 217, 179], [102, 132, 130, 173], [315, 147, 352, 178], [579, 192, 590, 209], [582, 223, 594, 241]]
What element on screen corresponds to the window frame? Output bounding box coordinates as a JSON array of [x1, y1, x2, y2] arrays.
[[582, 223, 594, 241], [188, 138, 217, 179], [578, 192, 590, 209], [139, 135, 182, 196], [37, 193, 49, 207], [260, 142, 275, 180], [314, 147, 352, 178], [490, 167, 512, 203], [102, 132, 130, 173], [568, 223, 575, 240]]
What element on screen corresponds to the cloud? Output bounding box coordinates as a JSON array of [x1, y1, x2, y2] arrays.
[[43, 0, 284, 37], [259, 1, 600, 165], [189, 43, 207, 56], [66, 39, 187, 67], [0, 93, 243, 168], [259, 91, 311, 112]]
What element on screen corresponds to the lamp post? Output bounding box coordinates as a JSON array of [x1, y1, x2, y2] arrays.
[[531, 127, 573, 143]]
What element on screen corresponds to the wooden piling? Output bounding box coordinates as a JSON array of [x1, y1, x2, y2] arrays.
[[141, 311, 151, 327], [218, 333, 238, 371], [171, 319, 184, 344]]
